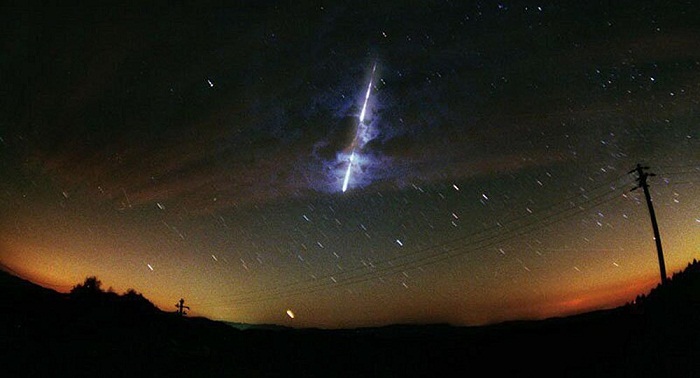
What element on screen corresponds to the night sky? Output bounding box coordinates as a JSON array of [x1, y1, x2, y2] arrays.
[[1, 1, 698, 328]]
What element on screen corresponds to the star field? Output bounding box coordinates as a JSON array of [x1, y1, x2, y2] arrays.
[[0, 1, 698, 328]]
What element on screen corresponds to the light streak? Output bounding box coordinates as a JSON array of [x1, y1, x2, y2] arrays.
[[359, 63, 376, 123], [342, 62, 376, 193], [341, 151, 355, 192]]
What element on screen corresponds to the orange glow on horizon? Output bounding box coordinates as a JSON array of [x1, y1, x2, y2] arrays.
[[549, 275, 661, 316]]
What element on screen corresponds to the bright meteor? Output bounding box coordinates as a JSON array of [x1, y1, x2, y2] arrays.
[[342, 62, 376, 193], [359, 63, 376, 123], [341, 151, 355, 192]]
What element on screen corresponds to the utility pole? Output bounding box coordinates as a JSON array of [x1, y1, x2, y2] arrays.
[[175, 298, 190, 316], [630, 163, 667, 285]]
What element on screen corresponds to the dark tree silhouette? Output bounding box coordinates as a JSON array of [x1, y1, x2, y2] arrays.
[[70, 276, 103, 297], [121, 288, 158, 313]]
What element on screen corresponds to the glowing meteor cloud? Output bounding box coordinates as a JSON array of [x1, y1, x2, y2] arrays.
[[341, 151, 355, 192], [342, 62, 376, 193]]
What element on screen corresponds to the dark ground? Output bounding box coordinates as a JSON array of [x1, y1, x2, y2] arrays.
[[2, 263, 700, 377]]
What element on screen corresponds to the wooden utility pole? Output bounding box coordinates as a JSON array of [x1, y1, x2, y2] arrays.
[[630, 163, 667, 285], [175, 298, 190, 316]]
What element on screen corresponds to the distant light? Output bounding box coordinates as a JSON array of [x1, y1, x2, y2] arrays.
[[286, 309, 295, 319], [207, 79, 214, 87]]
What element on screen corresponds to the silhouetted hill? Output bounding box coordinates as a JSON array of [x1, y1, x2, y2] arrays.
[[2, 263, 700, 377], [0, 271, 242, 377], [225, 321, 294, 331]]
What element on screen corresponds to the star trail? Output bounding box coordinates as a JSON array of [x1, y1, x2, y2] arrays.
[[0, 1, 698, 328]]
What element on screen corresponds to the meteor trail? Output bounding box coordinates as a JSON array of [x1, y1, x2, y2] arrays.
[[341, 151, 355, 192], [342, 62, 376, 193], [359, 63, 376, 123]]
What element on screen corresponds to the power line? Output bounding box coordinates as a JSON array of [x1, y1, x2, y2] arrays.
[[657, 170, 700, 176], [216, 193, 625, 308], [231, 188, 628, 307], [195, 173, 630, 306], [195, 172, 632, 307], [222, 190, 628, 308], [195, 175, 631, 308], [666, 180, 700, 186], [197, 178, 630, 307], [655, 163, 700, 170]]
